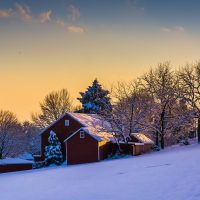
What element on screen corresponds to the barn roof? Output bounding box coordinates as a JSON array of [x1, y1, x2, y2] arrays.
[[0, 158, 34, 165], [39, 112, 100, 135], [65, 113, 115, 142], [39, 112, 114, 140], [83, 127, 115, 142], [131, 133, 154, 144], [67, 113, 109, 128]]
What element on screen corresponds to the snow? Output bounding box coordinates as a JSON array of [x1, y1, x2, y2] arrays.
[[131, 132, 154, 144], [40, 112, 115, 142], [83, 126, 115, 142], [45, 130, 63, 165], [77, 79, 111, 113], [0, 158, 33, 165], [1, 144, 200, 200], [19, 153, 34, 160], [68, 112, 103, 127], [68, 113, 116, 142], [65, 126, 115, 142]]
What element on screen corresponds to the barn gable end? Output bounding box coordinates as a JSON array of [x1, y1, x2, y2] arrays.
[[65, 129, 99, 164], [35, 113, 84, 162]]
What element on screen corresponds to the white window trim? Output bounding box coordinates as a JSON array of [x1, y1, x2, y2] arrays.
[[80, 131, 85, 139], [65, 120, 70, 126]]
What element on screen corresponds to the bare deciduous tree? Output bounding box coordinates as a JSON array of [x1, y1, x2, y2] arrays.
[[103, 81, 153, 143], [91, 63, 195, 150], [141, 62, 179, 148], [32, 89, 73, 128], [21, 121, 41, 155], [178, 62, 200, 142], [0, 110, 21, 159]]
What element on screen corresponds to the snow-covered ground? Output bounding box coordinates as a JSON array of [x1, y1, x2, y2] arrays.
[[1, 144, 200, 200]]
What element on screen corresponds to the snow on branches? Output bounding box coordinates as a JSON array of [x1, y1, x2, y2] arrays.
[[45, 130, 63, 166]]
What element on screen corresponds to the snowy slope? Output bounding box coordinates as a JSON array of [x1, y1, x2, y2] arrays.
[[1, 144, 200, 200]]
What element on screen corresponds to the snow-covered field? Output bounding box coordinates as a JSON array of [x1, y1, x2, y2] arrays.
[[1, 144, 200, 200]]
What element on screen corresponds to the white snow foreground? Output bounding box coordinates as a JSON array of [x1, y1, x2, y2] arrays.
[[1, 144, 200, 200]]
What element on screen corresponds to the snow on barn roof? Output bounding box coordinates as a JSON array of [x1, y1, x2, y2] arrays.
[[39, 112, 98, 135], [82, 127, 116, 142], [68, 113, 107, 127], [66, 113, 115, 142], [131, 133, 154, 144]]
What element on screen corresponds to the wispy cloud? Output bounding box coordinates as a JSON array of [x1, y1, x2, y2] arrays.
[[0, 3, 32, 22], [67, 25, 85, 33], [0, 9, 13, 18], [56, 19, 85, 33], [14, 3, 32, 22], [56, 19, 66, 28], [67, 5, 80, 21], [39, 10, 52, 23], [0, 3, 51, 23], [0, 3, 86, 34], [174, 26, 185, 32], [161, 26, 185, 33]]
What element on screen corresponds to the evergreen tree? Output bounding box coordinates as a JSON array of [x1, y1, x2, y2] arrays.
[[77, 79, 112, 114], [44, 131, 63, 166]]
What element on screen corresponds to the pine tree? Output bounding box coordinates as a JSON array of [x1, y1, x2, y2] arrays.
[[77, 79, 112, 114], [44, 131, 63, 166]]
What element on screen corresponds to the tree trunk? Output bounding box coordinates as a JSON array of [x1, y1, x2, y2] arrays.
[[160, 135, 164, 149], [160, 110, 165, 149], [129, 104, 134, 135], [0, 150, 2, 159], [156, 131, 159, 146], [198, 117, 200, 143]]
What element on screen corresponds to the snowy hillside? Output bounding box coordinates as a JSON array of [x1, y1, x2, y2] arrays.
[[1, 144, 200, 200]]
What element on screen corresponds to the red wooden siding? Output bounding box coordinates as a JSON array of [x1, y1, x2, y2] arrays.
[[38, 114, 83, 161], [66, 130, 99, 165]]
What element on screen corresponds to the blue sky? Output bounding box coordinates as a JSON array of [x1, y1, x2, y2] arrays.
[[1, 0, 200, 35], [1, 0, 200, 25]]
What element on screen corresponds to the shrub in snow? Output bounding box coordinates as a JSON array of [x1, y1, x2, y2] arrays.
[[181, 138, 190, 146], [33, 161, 45, 169], [152, 145, 160, 151], [44, 131, 63, 166], [183, 140, 190, 145], [77, 79, 112, 114]]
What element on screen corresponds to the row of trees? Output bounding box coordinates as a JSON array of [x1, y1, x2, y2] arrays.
[[0, 110, 40, 159], [31, 62, 200, 149], [1, 61, 200, 159], [105, 62, 199, 149], [104, 63, 196, 149]]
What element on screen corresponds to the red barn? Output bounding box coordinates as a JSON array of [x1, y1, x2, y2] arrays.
[[65, 126, 114, 165], [34, 113, 114, 164], [34, 112, 154, 165]]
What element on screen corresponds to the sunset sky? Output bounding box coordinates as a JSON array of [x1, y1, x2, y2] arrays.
[[1, 0, 200, 120]]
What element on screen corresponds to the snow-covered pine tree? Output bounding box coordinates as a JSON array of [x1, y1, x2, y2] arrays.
[[77, 79, 112, 114], [44, 130, 63, 166]]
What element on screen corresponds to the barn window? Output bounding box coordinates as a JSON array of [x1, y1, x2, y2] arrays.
[[80, 131, 85, 139], [65, 120, 70, 126]]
